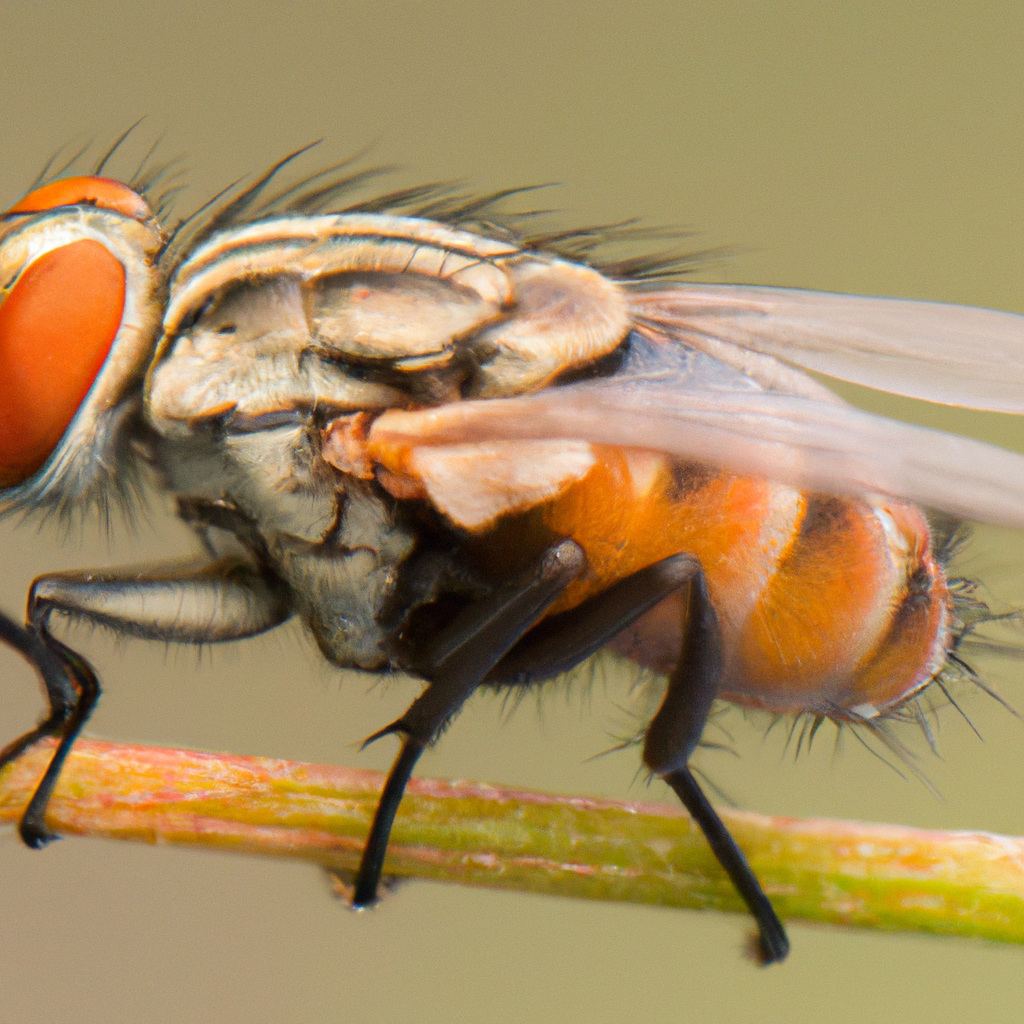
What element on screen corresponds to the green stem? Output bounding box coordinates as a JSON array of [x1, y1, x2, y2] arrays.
[[2, 738, 1023, 943]]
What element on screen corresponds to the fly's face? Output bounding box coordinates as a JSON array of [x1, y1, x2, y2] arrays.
[[0, 176, 164, 518]]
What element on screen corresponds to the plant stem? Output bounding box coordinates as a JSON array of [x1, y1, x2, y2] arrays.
[[2, 738, 1023, 943]]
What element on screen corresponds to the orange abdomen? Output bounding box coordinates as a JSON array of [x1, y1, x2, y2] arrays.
[[534, 447, 952, 720]]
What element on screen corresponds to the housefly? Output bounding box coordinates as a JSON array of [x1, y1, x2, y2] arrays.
[[3, 145, 1024, 965]]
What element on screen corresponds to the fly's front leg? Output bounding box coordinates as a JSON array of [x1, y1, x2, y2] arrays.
[[352, 538, 586, 908], [487, 552, 789, 964], [31, 558, 293, 644], [0, 611, 100, 848], [0, 555, 294, 848]]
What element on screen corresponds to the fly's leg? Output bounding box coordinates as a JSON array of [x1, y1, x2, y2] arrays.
[[175, 496, 277, 574], [485, 554, 706, 685], [640, 566, 789, 965], [29, 558, 292, 644], [488, 552, 789, 965], [352, 538, 586, 908], [0, 556, 294, 847], [0, 611, 100, 847], [661, 768, 788, 964]]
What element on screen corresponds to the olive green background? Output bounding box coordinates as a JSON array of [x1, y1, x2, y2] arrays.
[[2, 2, 1024, 1021]]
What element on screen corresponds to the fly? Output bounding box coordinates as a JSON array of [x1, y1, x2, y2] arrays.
[[3, 145, 1024, 965]]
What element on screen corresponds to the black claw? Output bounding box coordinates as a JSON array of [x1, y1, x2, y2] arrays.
[[19, 820, 59, 849], [754, 928, 791, 967], [359, 719, 406, 751]]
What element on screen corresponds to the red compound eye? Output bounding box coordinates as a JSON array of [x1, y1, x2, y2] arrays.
[[7, 175, 153, 222], [0, 239, 126, 487]]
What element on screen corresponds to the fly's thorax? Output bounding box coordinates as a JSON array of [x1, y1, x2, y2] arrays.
[[276, 473, 418, 672], [158, 422, 337, 541], [146, 275, 406, 434], [143, 212, 635, 670], [157, 418, 419, 671], [147, 213, 631, 439]]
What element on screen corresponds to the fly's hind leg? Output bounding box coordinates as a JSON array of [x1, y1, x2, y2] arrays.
[[487, 552, 789, 964], [352, 538, 586, 908], [0, 550, 294, 848], [639, 564, 789, 964]]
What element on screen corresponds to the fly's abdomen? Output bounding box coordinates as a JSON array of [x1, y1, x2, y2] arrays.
[[532, 447, 951, 721], [720, 497, 951, 717], [825, 506, 951, 717]]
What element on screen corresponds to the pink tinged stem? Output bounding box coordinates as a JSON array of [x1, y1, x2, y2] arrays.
[[1, 738, 1023, 944]]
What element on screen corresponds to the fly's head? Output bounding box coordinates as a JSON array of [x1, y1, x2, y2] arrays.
[[0, 175, 166, 522]]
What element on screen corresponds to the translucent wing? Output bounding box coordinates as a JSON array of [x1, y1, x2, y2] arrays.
[[369, 329, 1024, 528], [630, 285, 1024, 413]]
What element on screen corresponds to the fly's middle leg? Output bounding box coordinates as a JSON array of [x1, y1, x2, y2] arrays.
[[351, 538, 587, 908]]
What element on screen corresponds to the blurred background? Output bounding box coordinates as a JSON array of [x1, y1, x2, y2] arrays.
[[2, 2, 1024, 1021]]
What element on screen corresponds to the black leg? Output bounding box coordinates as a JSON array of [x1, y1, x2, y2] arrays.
[[486, 553, 704, 686], [352, 538, 586, 908], [351, 737, 425, 908], [488, 553, 789, 963], [640, 568, 722, 775], [640, 568, 789, 964], [664, 767, 789, 964], [0, 610, 101, 847], [175, 495, 279, 576], [0, 547, 291, 849]]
